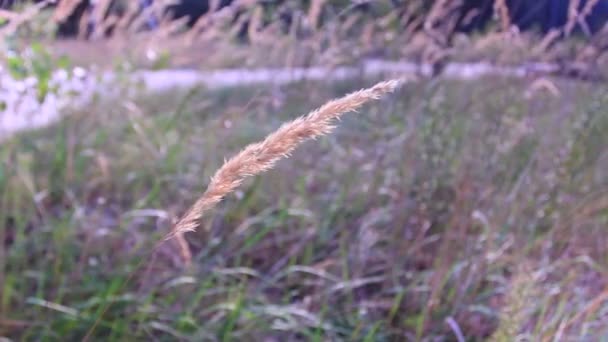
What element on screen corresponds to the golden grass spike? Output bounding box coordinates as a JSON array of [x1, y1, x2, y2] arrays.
[[169, 78, 404, 239]]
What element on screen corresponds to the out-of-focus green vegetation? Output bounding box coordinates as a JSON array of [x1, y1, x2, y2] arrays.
[[1, 76, 607, 340], [1, 1, 607, 341]]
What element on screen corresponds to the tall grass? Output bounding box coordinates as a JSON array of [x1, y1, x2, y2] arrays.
[[171, 78, 404, 237], [1, 75, 606, 340]]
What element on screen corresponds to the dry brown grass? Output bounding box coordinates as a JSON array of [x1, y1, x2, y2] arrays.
[[52, 0, 82, 23], [169, 78, 405, 239], [494, 0, 511, 32], [0, 0, 52, 36], [564, 0, 600, 37], [565, 0, 582, 36]]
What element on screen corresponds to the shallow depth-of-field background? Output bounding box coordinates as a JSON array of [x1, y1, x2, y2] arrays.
[[1, 1, 608, 341]]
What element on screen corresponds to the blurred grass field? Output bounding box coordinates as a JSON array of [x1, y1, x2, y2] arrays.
[[0, 75, 607, 341]]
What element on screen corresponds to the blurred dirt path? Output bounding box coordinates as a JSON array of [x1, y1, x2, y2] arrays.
[[0, 59, 561, 141]]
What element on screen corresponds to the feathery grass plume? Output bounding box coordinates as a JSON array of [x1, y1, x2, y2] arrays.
[[169, 78, 405, 239]]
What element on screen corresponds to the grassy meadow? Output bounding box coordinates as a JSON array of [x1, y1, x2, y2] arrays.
[[0, 74, 607, 341]]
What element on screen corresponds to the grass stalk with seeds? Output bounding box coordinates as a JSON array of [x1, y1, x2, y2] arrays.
[[169, 78, 405, 239]]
